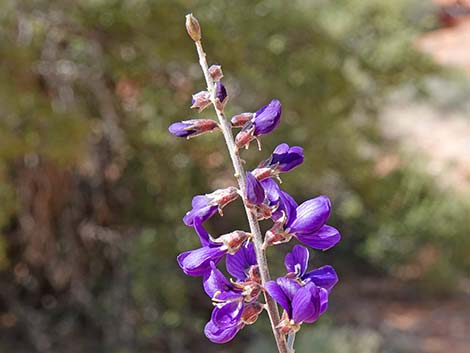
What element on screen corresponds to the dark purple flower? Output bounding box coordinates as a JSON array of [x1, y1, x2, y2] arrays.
[[264, 192, 341, 250], [215, 82, 227, 104], [177, 219, 250, 276], [202, 261, 262, 343], [177, 219, 226, 276], [226, 242, 258, 282], [168, 119, 219, 138], [245, 172, 265, 205], [252, 99, 281, 136], [183, 186, 239, 226], [254, 143, 304, 179], [284, 245, 338, 292], [265, 277, 327, 334]]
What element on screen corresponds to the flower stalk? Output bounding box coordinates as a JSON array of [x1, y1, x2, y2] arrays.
[[191, 23, 289, 353]]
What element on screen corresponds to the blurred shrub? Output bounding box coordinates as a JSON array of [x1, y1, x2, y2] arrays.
[[0, 0, 468, 352]]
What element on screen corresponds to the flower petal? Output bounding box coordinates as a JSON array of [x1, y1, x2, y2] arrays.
[[304, 265, 338, 291], [177, 247, 225, 277], [252, 99, 282, 135], [202, 262, 233, 297], [275, 190, 298, 223], [183, 203, 218, 226], [287, 196, 331, 234], [319, 287, 329, 315], [270, 144, 304, 172], [211, 300, 244, 328], [265, 277, 301, 319], [168, 121, 195, 137], [226, 242, 257, 281], [291, 282, 320, 324], [245, 171, 265, 205], [193, 217, 211, 247], [295, 225, 341, 250], [204, 320, 242, 344], [284, 245, 309, 277]]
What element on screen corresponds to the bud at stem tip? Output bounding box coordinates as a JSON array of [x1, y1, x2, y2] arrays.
[[185, 13, 201, 42]]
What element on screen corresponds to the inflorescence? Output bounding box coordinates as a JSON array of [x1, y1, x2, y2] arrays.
[[168, 14, 341, 351]]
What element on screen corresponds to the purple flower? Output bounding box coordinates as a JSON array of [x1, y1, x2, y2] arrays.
[[264, 192, 341, 250], [202, 261, 263, 343], [177, 219, 226, 276], [254, 144, 304, 179], [168, 119, 219, 138], [215, 82, 227, 104], [252, 99, 282, 136], [226, 242, 258, 282], [234, 99, 282, 150], [245, 172, 265, 205], [177, 219, 251, 276], [265, 277, 327, 334], [183, 186, 239, 226], [284, 245, 338, 292]]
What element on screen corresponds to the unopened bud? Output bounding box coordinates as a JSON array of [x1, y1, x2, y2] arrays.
[[241, 302, 264, 325], [209, 65, 224, 81], [168, 119, 219, 139], [185, 14, 201, 42], [214, 82, 228, 110], [231, 112, 254, 127]]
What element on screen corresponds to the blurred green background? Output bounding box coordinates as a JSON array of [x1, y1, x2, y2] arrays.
[[1, 0, 469, 352]]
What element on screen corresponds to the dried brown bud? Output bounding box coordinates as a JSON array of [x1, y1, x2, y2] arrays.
[[185, 13, 201, 42], [209, 65, 224, 81]]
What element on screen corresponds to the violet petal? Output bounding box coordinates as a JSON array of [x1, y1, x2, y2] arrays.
[[203, 262, 233, 297], [287, 196, 331, 234], [177, 247, 226, 277], [304, 265, 338, 291], [295, 225, 341, 250], [226, 242, 257, 281], [252, 99, 282, 135], [284, 245, 309, 277], [204, 320, 242, 344], [245, 171, 265, 205]]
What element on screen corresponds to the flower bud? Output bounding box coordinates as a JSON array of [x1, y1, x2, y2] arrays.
[[191, 91, 211, 111], [231, 112, 254, 127], [215, 82, 228, 110], [241, 302, 264, 325], [185, 13, 201, 42], [168, 119, 219, 139], [214, 230, 251, 254], [252, 99, 282, 136], [209, 64, 224, 81]]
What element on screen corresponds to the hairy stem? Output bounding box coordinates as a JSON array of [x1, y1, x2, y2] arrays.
[[193, 39, 289, 353]]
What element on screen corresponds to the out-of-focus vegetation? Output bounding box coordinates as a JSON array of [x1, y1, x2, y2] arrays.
[[0, 0, 468, 352]]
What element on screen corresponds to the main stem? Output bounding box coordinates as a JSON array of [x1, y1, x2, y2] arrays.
[[194, 40, 289, 353]]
